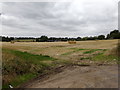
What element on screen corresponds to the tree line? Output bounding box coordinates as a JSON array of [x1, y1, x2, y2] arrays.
[[1, 30, 120, 42]]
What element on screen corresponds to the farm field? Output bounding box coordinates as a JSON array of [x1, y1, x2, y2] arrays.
[[2, 39, 119, 88], [2, 39, 119, 60]]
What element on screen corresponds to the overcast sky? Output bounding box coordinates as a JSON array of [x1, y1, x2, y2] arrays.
[[1, 0, 119, 37]]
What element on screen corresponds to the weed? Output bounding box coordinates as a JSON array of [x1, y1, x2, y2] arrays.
[[83, 49, 106, 54], [76, 62, 90, 66], [62, 48, 86, 55], [80, 57, 91, 60], [91, 53, 119, 62]]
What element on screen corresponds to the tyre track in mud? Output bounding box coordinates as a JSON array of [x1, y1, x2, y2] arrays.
[[19, 64, 118, 88]]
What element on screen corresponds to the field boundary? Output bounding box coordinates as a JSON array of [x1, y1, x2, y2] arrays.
[[18, 63, 116, 88]]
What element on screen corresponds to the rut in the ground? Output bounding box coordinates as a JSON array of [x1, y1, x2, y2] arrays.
[[24, 65, 118, 88]]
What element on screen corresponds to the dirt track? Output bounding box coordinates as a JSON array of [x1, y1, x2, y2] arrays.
[[25, 65, 118, 88]]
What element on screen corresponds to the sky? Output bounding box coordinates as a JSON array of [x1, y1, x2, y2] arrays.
[[1, 0, 119, 38]]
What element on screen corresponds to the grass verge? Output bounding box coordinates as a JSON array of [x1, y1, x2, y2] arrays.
[[2, 48, 56, 88]]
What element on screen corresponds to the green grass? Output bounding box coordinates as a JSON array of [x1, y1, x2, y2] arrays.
[[3, 73, 37, 88], [83, 49, 106, 54], [92, 53, 118, 61], [2, 48, 57, 88], [70, 48, 86, 50], [81, 48, 118, 63], [62, 48, 107, 55], [80, 57, 92, 60], [92, 53, 119, 62], [62, 48, 86, 55], [3, 48, 55, 62]]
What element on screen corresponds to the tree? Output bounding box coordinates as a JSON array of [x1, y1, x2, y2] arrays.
[[98, 35, 105, 40], [110, 30, 119, 35], [36, 38, 39, 42], [82, 37, 88, 40], [39, 36, 48, 42], [107, 30, 120, 39], [106, 34, 110, 39], [76, 37, 81, 41]]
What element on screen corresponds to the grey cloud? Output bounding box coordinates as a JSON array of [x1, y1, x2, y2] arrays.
[[1, 1, 118, 37]]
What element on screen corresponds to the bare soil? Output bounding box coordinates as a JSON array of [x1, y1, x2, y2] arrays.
[[23, 65, 118, 88]]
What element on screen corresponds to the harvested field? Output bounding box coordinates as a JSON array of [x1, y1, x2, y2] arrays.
[[2, 39, 119, 88], [2, 39, 118, 59]]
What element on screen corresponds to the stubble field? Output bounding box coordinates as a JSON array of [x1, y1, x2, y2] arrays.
[[2, 39, 119, 88]]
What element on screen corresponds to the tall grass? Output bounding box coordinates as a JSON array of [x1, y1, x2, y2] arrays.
[[2, 48, 56, 88]]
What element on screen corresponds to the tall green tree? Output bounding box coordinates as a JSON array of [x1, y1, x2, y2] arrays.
[[107, 30, 120, 39], [39, 36, 48, 42], [98, 35, 105, 40]]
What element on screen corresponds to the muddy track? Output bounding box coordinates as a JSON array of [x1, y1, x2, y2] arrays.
[[19, 64, 118, 88]]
